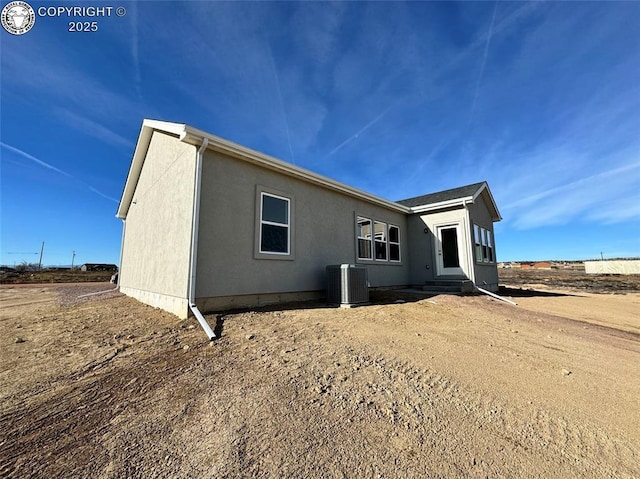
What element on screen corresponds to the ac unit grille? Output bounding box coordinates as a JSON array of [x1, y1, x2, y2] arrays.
[[326, 264, 369, 306]]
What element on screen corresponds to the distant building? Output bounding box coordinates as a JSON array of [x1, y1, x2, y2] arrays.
[[518, 262, 551, 270], [584, 260, 640, 275], [534, 262, 552, 270], [80, 263, 118, 272]]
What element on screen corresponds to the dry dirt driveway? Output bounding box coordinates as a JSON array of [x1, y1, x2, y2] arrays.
[[1, 283, 639, 478]]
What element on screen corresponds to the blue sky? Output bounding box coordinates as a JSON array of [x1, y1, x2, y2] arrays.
[[1, 1, 639, 266]]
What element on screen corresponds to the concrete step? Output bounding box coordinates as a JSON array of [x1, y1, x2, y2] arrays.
[[421, 280, 474, 293]]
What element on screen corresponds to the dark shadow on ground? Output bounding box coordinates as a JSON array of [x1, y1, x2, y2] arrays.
[[498, 285, 582, 298], [209, 289, 441, 339]]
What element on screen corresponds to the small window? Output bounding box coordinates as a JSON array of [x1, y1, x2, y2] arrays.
[[474, 225, 482, 261], [357, 216, 372, 260], [260, 193, 289, 254], [474, 224, 495, 264], [487, 230, 494, 262], [389, 225, 400, 262], [374, 221, 387, 260]]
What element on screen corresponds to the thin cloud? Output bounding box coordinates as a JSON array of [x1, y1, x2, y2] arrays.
[[503, 161, 640, 210], [1, 142, 119, 204], [56, 109, 133, 150], [506, 160, 640, 229]]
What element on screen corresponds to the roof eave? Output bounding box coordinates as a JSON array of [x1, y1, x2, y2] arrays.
[[409, 182, 502, 222], [410, 197, 474, 214], [116, 120, 410, 219]]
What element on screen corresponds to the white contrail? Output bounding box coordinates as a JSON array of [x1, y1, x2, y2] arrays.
[[326, 104, 394, 158], [1, 141, 72, 177], [130, 3, 142, 100], [268, 46, 295, 165], [1, 141, 118, 203], [470, 0, 499, 123]]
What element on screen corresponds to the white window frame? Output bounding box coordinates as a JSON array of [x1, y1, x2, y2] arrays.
[[482, 229, 489, 263], [374, 221, 388, 261], [474, 224, 482, 262], [474, 224, 495, 264], [356, 216, 373, 260], [255, 187, 295, 260], [355, 215, 401, 264], [389, 224, 401, 262], [259, 192, 290, 255]]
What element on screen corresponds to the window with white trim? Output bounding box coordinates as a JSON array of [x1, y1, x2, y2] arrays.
[[474, 224, 495, 263], [260, 192, 290, 254], [389, 225, 400, 262], [374, 221, 387, 260], [474, 225, 482, 262], [356, 216, 401, 263], [357, 216, 373, 260]]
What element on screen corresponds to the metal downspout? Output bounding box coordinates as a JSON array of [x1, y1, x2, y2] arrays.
[[188, 138, 216, 340]]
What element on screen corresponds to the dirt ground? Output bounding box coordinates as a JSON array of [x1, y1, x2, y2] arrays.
[[1, 273, 639, 478], [0, 270, 114, 284]]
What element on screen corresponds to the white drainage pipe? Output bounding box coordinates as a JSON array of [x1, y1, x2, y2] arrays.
[[187, 137, 216, 340]]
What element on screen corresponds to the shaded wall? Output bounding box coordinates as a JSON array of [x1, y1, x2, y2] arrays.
[[196, 150, 410, 308]]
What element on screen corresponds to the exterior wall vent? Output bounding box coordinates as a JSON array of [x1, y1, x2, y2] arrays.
[[326, 264, 369, 307]]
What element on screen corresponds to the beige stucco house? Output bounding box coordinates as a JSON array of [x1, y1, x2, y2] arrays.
[[116, 120, 502, 328]]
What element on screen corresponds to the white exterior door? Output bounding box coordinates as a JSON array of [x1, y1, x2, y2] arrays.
[[436, 224, 464, 276]]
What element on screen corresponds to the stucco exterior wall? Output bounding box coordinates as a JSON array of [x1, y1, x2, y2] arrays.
[[406, 215, 435, 285], [467, 195, 499, 290], [195, 150, 410, 307], [417, 208, 473, 281], [119, 131, 197, 311]]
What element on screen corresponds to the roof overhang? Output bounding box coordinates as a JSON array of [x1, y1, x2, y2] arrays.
[[116, 120, 410, 219], [409, 182, 502, 221]]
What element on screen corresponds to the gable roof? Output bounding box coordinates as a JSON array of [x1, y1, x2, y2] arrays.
[[397, 182, 502, 221], [116, 120, 410, 219], [397, 182, 486, 207], [117, 120, 501, 223]]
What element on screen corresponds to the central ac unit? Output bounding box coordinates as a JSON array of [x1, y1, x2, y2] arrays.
[[326, 264, 369, 307]]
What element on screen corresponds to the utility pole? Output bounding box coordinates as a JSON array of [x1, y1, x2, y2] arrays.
[[600, 252, 604, 261], [71, 251, 76, 270], [38, 242, 45, 270]]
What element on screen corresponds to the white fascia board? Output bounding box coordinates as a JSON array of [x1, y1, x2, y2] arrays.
[[116, 122, 156, 219], [179, 126, 410, 214], [410, 197, 472, 214], [143, 119, 187, 136]]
